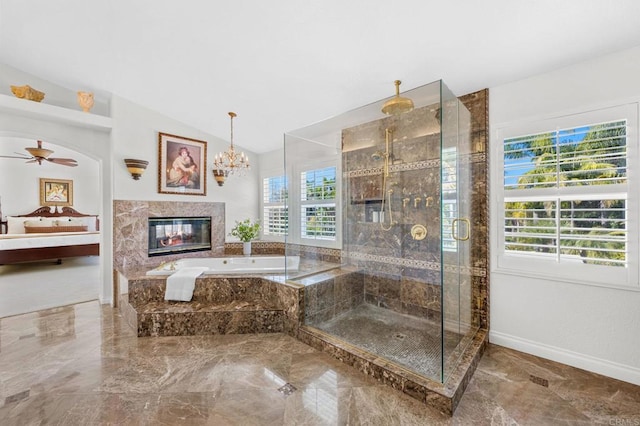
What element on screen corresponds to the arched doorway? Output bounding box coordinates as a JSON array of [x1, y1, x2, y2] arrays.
[[0, 101, 114, 310], [0, 136, 102, 316]]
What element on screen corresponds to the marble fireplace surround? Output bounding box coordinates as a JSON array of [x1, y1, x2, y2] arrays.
[[113, 200, 225, 272]]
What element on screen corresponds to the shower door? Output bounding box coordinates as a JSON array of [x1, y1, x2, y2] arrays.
[[441, 84, 474, 381]]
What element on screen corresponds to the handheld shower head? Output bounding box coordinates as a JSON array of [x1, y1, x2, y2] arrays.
[[372, 151, 385, 161]]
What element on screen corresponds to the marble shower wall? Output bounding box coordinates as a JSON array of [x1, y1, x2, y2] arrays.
[[459, 90, 489, 330], [285, 243, 342, 264], [113, 200, 225, 271], [340, 89, 489, 330], [301, 269, 365, 326]]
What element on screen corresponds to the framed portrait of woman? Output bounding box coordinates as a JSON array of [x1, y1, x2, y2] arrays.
[[158, 132, 207, 196]]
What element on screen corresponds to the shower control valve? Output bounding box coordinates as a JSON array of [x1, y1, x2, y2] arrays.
[[414, 197, 421, 208], [425, 196, 434, 207]]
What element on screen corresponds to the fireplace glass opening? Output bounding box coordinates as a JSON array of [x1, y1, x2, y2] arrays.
[[148, 216, 212, 257]]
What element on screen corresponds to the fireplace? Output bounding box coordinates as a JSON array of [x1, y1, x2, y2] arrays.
[[148, 216, 212, 257]]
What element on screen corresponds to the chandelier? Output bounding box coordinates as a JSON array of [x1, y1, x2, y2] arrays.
[[213, 112, 249, 186]]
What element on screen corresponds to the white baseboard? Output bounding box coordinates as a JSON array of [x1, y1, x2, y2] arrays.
[[489, 330, 640, 386]]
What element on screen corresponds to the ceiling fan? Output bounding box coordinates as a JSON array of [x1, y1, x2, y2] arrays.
[[0, 140, 78, 167]]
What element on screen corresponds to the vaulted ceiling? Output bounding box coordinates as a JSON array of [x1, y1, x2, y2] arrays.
[[2, 0, 639, 153]]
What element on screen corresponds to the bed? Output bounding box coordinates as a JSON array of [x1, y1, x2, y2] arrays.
[[0, 206, 100, 265]]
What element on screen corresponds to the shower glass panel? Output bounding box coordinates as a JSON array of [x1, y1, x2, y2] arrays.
[[285, 80, 474, 384], [283, 130, 342, 277], [441, 84, 477, 381]]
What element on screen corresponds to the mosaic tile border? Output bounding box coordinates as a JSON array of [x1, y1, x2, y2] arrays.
[[345, 159, 439, 178], [224, 241, 284, 251], [344, 153, 486, 178], [347, 248, 486, 277]]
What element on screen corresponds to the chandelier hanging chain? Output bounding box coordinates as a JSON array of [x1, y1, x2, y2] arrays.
[[229, 111, 236, 150], [214, 111, 249, 176]]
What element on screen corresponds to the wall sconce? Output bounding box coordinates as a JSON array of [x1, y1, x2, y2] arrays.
[[213, 169, 227, 187], [124, 158, 149, 180]]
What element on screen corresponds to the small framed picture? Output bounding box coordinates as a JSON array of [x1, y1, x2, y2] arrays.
[[40, 178, 73, 207], [158, 132, 207, 196]]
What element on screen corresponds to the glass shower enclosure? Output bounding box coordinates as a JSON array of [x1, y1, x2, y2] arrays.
[[284, 79, 477, 384]]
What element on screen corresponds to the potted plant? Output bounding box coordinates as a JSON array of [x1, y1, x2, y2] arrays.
[[229, 218, 260, 256]]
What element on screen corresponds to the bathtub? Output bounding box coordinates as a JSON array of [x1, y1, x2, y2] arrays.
[[146, 255, 300, 276]]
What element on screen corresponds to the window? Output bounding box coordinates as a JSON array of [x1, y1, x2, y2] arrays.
[[441, 147, 458, 251], [262, 175, 288, 236], [261, 157, 340, 248], [504, 120, 627, 265], [300, 166, 336, 240], [496, 104, 638, 288]]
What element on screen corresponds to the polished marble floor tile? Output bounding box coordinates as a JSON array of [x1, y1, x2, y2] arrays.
[[1, 300, 639, 425]]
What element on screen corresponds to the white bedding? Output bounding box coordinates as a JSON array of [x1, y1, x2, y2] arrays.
[[0, 232, 100, 250]]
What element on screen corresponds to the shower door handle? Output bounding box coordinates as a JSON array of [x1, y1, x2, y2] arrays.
[[452, 218, 470, 241]]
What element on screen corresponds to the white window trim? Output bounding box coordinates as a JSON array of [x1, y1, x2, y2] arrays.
[[260, 169, 287, 242], [289, 159, 342, 249], [441, 146, 459, 252], [300, 166, 338, 244], [492, 103, 639, 290]]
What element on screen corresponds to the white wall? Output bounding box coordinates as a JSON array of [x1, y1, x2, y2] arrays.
[[489, 45, 640, 385], [111, 96, 260, 237], [0, 137, 100, 217]]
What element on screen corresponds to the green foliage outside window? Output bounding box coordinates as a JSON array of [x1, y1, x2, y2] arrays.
[[504, 121, 627, 266]]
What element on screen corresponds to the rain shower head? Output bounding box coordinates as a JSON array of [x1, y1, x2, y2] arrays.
[[381, 80, 414, 115]]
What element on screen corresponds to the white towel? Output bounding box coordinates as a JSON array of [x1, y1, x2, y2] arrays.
[[164, 267, 208, 301]]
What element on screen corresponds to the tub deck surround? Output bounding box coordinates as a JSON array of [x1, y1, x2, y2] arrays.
[[120, 274, 304, 337], [118, 263, 355, 338]]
